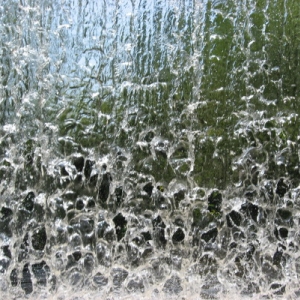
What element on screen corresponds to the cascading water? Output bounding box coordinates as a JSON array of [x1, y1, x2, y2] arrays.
[[1, 0, 300, 298]]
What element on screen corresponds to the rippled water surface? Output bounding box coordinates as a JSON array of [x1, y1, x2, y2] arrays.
[[1, 0, 300, 298]]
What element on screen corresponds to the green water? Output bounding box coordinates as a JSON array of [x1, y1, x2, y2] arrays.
[[1, 0, 300, 298]]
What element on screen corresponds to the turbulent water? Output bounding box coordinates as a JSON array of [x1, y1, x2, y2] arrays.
[[1, 0, 300, 298]]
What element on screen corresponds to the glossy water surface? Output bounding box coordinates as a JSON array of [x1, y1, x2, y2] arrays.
[[1, 0, 300, 298]]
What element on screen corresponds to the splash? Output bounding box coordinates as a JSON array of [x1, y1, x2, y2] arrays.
[[1, 0, 300, 298]]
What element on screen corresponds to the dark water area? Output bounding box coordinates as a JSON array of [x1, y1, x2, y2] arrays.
[[1, 0, 300, 298]]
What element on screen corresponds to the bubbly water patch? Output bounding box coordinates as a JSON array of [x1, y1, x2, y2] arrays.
[[1, 0, 300, 298]]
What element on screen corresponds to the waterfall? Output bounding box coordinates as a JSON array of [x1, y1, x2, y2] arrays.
[[1, 0, 300, 298]]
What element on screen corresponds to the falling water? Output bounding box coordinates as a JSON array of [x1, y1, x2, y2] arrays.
[[1, 0, 300, 298]]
